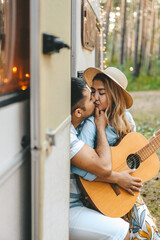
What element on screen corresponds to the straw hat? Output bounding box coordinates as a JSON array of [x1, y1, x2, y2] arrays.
[[83, 67, 133, 109]]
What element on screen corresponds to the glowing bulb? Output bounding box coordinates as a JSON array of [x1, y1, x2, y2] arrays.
[[21, 85, 27, 91], [25, 73, 30, 78], [4, 78, 8, 83], [12, 67, 17, 73]]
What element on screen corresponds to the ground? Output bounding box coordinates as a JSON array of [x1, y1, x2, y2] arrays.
[[129, 90, 160, 230]]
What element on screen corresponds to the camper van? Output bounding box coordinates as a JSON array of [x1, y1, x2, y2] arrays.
[[0, 0, 104, 239]]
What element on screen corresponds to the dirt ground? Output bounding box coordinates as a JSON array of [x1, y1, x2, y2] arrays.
[[129, 90, 160, 230]]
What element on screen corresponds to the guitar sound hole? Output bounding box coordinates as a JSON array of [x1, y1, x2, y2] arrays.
[[127, 154, 141, 169]]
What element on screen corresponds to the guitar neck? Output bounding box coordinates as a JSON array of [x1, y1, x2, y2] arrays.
[[137, 134, 160, 161]]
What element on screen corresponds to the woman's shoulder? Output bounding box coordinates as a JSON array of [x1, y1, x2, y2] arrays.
[[125, 110, 134, 121], [125, 110, 136, 131]]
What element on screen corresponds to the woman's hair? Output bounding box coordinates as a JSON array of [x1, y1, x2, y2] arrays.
[[93, 73, 134, 138]]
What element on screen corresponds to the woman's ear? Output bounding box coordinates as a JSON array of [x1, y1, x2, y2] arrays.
[[74, 108, 82, 118]]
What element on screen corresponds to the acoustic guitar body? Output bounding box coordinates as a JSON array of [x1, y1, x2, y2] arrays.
[[79, 132, 159, 218]]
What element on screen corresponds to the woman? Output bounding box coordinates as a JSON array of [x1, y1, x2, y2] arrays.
[[75, 67, 160, 239]]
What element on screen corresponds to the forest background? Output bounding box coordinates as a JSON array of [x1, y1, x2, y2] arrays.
[[101, 0, 160, 229]]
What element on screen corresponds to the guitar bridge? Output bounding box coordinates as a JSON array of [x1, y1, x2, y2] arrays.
[[110, 183, 121, 196]]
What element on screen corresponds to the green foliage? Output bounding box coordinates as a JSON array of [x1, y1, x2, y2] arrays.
[[105, 59, 160, 92], [135, 118, 160, 138]]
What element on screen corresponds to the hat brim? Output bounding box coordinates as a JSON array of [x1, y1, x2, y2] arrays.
[[83, 67, 133, 109]]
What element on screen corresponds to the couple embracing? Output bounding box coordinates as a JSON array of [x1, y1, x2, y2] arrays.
[[70, 66, 160, 240]]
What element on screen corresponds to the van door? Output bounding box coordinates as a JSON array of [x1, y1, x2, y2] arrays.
[[30, 0, 71, 239], [0, 0, 31, 239]]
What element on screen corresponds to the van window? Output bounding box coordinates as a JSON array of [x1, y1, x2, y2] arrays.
[[0, 0, 29, 96]]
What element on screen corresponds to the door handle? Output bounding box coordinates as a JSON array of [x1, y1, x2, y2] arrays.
[[46, 129, 56, 146], [45, 116, 71, 146], [43, 33, 70, 54]]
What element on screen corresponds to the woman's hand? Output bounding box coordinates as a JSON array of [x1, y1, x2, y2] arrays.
[[94, 107, 108, 130], [116, 169, 142, 196], [148, 129, 160, 142]]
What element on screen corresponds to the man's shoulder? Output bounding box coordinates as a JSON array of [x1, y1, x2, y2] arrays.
[[70, 123, 85, 159], [85, 115, 95, 123], [81, 115, 95, 128], [70, 123, 77, 134]]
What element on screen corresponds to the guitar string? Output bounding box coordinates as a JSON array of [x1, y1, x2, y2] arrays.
[[113, 135, 160, 170], [116, 135, 160, 170], [138, 136, 160, 161], [131, 134, 160, 162]]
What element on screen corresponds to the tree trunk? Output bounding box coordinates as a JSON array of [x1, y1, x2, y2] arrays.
[[133, 0, 141, 79], [124, 29, 128, 62], [119, 0, 126, 66], [147, 0, 155, 76], [128, 1, 134, 59], [138, 0, 146, 75], [143, 0, 150, 63], [104, 0, 113, 52], [111, 24, 116, 64]]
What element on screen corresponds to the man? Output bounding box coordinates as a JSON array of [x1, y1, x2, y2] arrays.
[[70, 77, 130, 240]]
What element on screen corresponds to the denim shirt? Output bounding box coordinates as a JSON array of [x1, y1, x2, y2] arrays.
[[71, 111, 136, 181]]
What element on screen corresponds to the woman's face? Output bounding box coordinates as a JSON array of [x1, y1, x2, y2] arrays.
[[91, 79, 108, 111]]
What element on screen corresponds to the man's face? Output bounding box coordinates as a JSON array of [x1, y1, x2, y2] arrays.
[[82, 87, 95, 118]]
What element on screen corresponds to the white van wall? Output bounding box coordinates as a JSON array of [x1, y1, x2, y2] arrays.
[[71, 0, 96, 77]]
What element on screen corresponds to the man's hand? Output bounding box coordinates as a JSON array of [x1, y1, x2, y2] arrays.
[[94, 107, 108, 130], [116, 169, 142, 196], [95, 169, 142, 195]]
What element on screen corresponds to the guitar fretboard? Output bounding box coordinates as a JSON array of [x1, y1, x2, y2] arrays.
[[137, 134, 160, 161]]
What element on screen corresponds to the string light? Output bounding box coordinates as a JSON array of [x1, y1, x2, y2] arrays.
[[3, 78, 8, 83], [21, 85, 28, 91], [90, 0, 110, 69], [12, 67, 17, 73], [25, 73, 30, 78]]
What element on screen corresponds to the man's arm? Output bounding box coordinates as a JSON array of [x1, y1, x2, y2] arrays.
[[94, 170, 142, 195], [71, 108, 112, 178]]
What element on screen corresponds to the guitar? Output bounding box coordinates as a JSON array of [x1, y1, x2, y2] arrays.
[[77, 132, 160, 218]]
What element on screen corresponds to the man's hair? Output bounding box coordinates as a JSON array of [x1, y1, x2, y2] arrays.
[[71, 77, 86, 113]]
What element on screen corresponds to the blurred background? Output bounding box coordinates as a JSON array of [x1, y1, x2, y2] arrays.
[[100, 0, 160, 228], [101, 0, 160, 91]]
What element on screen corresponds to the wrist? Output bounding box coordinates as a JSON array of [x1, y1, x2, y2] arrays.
[[113, 172, 121, 184], [97, 125, 106, 133]]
